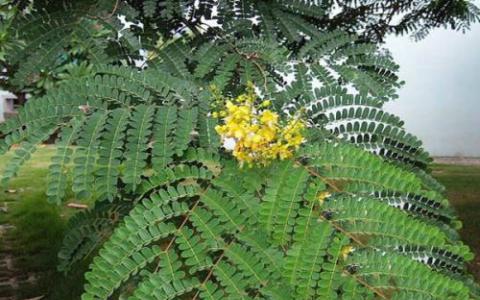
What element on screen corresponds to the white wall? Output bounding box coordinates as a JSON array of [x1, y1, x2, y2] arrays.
[[0, 91, 18, 123], [0, 96, 4, 123]]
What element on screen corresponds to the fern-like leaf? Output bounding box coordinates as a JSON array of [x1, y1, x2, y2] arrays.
[[123, 105, 155, 191]]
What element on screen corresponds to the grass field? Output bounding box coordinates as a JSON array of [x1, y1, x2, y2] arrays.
[[0, 147, 91, 299], [431, 163, 480, 280], [0, 148, 479, 298]]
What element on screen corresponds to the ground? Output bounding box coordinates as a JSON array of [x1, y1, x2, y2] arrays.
[[431, 163, 480, 280], [0, 147, 479, 299], [0, 147, 91, 300]]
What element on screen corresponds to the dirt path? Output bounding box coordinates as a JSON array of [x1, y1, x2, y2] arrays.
[[433, 156, 480, 166]]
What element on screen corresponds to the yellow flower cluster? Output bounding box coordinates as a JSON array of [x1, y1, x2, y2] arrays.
[[212, 84, 305, 166]]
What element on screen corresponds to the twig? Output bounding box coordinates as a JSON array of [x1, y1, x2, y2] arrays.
[[346, 271, 389, 300], [154, 186, 210, 272], [297, 162, 341, 192], [67, 203, 88, 209], [191, 223, 246, 300], [191, 246, 228, 300], [196, 22, 270, 92], [163, 199, 201, 252], [296, 161, 388, 298], [108, 0, 120, 18], [319, 215, 365, 247]]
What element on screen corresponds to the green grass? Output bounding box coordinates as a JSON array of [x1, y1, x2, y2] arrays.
[[0, 146, 91, 299], [0, 150, 479, 298], [432, 163, 480, 280]]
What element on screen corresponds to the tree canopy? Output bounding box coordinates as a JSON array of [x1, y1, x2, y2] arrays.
[[1, 0, 478, 94]]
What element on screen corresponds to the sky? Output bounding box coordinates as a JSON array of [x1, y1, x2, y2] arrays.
[[384, 22, 480, 157]]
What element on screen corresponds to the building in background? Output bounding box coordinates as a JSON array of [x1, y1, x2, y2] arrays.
[[0, 90, 18, 123]]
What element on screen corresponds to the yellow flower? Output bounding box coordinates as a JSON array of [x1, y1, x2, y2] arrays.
[[260, 110, 278, 125], [252, 134, 263, 144], [225, 100, 235, 110], [233, 130, 244, 139], [287, 135, 304, 147], [212, 86, 306, 166], [215, 125, 227, 134], [261, 100, 271, 107]]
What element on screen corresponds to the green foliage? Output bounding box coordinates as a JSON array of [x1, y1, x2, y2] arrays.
[[73, 112, 109, 199], [47, 119, 84, 203], [72, 145, 475, 299], [152, 106, 177, 169], [123, 105, 155, 190], [1, 1, 478, 299], [96, 109, 131, 201], [57, 200, 129, 273]]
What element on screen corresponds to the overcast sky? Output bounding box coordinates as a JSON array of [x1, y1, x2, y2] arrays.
[[385, 22, 480, 157]]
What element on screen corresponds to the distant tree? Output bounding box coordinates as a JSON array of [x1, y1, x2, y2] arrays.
[[324, 0, 480, 42]]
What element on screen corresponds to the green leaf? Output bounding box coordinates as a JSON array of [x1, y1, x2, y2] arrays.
[[123, 104, 155, 191], [72, 112, 108, 199]]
